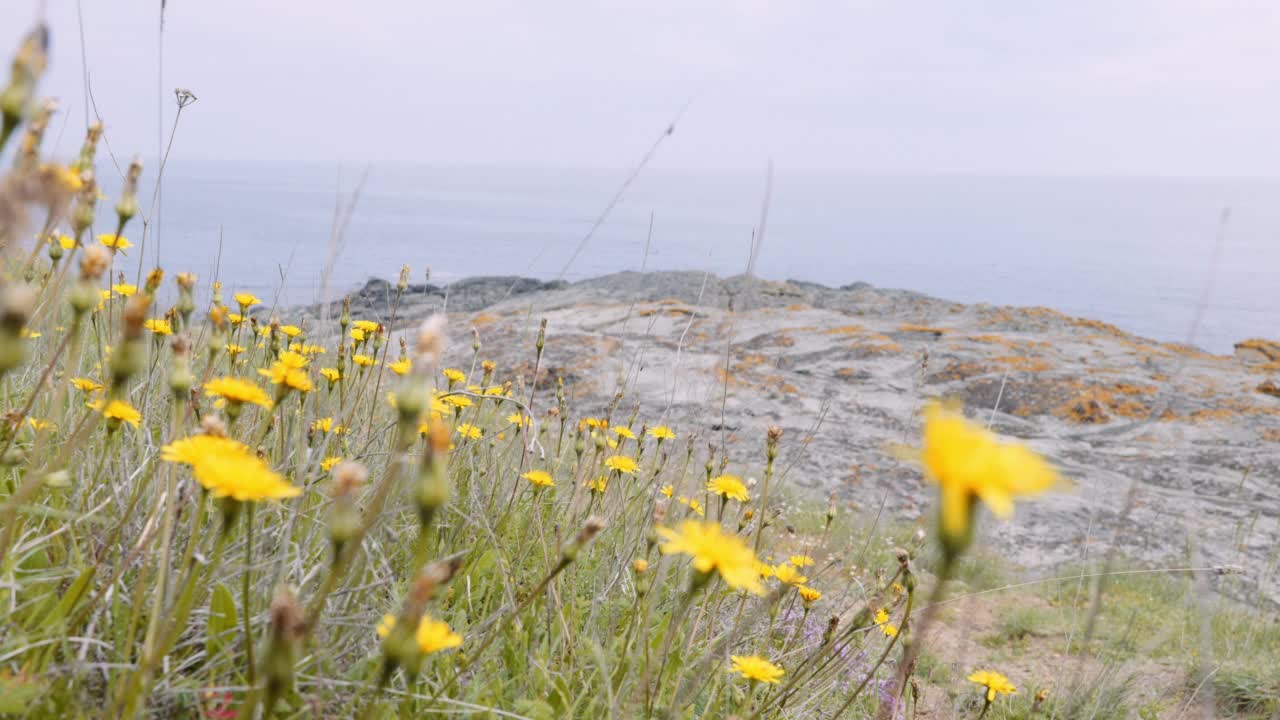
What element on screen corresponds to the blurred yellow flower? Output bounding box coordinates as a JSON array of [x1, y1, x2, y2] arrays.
[[657, 520, 763, 594], [789, 554, 814, 567], [456, 422, 482, 440], [352, 354, 375, 368], [612, 426, 635, 440], [773, 564, 807, 586], [922, 403, 1057, 551], [587, 475, 608, 493], [968, 670, 1017, 703], [441, 394, 471, 409], [226, 344, 246, 357], [70, 377, 103, 392], [375, 614, 395, 639], [112, 283, 137, 297], [279, 324, 302, 338], [798, 586, 822, 605], [101, 400, 141, 428], [707, 474, 749, 502], [143, 318, 173, 336], [660, 484, 673, 498], [442, 368, 466, 384], [349, 328, 366, 343], [259, 361, 312, 392], [604, 455, 638, 474], [204, 377, 273, 409], [321, 456, 342, 472], [233, 293, 260, 308], [416, 615, 462, 654], [522, 470, 555, 488], [506, 413, 530, 427], [730, 655, 784, 684], [388, 358, 411, 375], [352, 320, 380, 333], [320, 367, 341, 383], [98, 234, 133, 253]]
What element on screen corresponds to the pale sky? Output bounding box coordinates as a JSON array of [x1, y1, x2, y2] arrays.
[[5, 1, 1280, 175]]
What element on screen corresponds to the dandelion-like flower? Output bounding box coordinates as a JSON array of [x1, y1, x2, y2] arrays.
[[233, 293, 261, 309], [456, 422, 482, 440], [70, 377, 102, 392], [259, 361, 312, 393], [789, 554, 814, 567], [143, 318, 172, 335], [388, 358, 411, 375], [657, 520, 763, 594], [98, 234, 133, 253], [611, 426, 635, 440], [773, 564, 807, 586], [416, 616, 463, 654], [352, 320, 380, 333], [648, 425, 676, 440], [522, 470, 555, 488], [798, 586, 822, 606], [112, 283, 137, 297], [101, 400, 141, 428], [352, 354, 375, 368], [320, 367, 341, 383], [442, 368, 466, 385], [604, 455, 638, 475], [730, 655, 784, 684], [204, 377, 273, 409], [321, 456, 342, 472], [707, 474, 749, 502], [968, 670, 1017, 703], [193, 447, 299, 502], [922, 403, 1058, 554]]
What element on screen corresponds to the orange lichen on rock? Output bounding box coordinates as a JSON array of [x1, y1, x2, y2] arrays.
[[992, 355, 1052, 373], [1257, 380, 1280, 399], [1052, 383, 1156, 424], [1235, 338, 1280, 364], [823, 325, 865, 335], [897, 323, 949, 334]]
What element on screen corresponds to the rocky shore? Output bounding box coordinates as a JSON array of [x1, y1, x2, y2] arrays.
[[300, 272, 1280, 603]]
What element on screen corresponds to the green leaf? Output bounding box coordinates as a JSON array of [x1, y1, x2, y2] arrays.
[[207, 583, 237, 653], [38, 566, 95, 629]]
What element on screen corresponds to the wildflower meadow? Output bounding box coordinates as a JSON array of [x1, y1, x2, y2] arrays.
[[1, 23, 1277, 720]]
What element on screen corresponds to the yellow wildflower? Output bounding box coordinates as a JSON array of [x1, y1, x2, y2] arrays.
[[706, 474, 749, 502], [258, 362, 313, 393], [798, 586, 822, 605], [375, 614, 395, 639], [968, 670, 1017, 703], [320, 367, 341, 383], [441, 394, 472, 409], [660, 484, 674, 498], [321, 456, 342, 472], [657, 520, 763, 594], [278, 351, 309, 369], [456, 422, 482, 440], [442, 368, 466, 384], [112, 283, 137, 297], [352, 320, 381, 333], [730, 655, 784, 684], [612, 426, 636, 440], [922, 403, 1058, 553], [604, 455, 638, 474], [506, 413, 530, 427], [352, 354, 375, 368], [279, 324, 302, 338], [101, 400, 142, 428], [789, 554, 815, 567], [349, 328, 366, 343], [522, 470, 555, 488], [161, 435, 248, 465], [416, 615, 463, 654], [773, 564, 807, 586], [233, 293, 261, 308], [204, 377, 273, 409], [388, 358, 411, 375], [228, 313, 245, 325], [70, 377, 103, 392], [587, 475, 608, 493], [98, 233, 133, 253], [225, 344, 246, 357], [648, 425, 676, 440]]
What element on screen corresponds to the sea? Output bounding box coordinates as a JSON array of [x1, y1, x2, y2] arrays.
[[96, 163, 1279, 354]]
